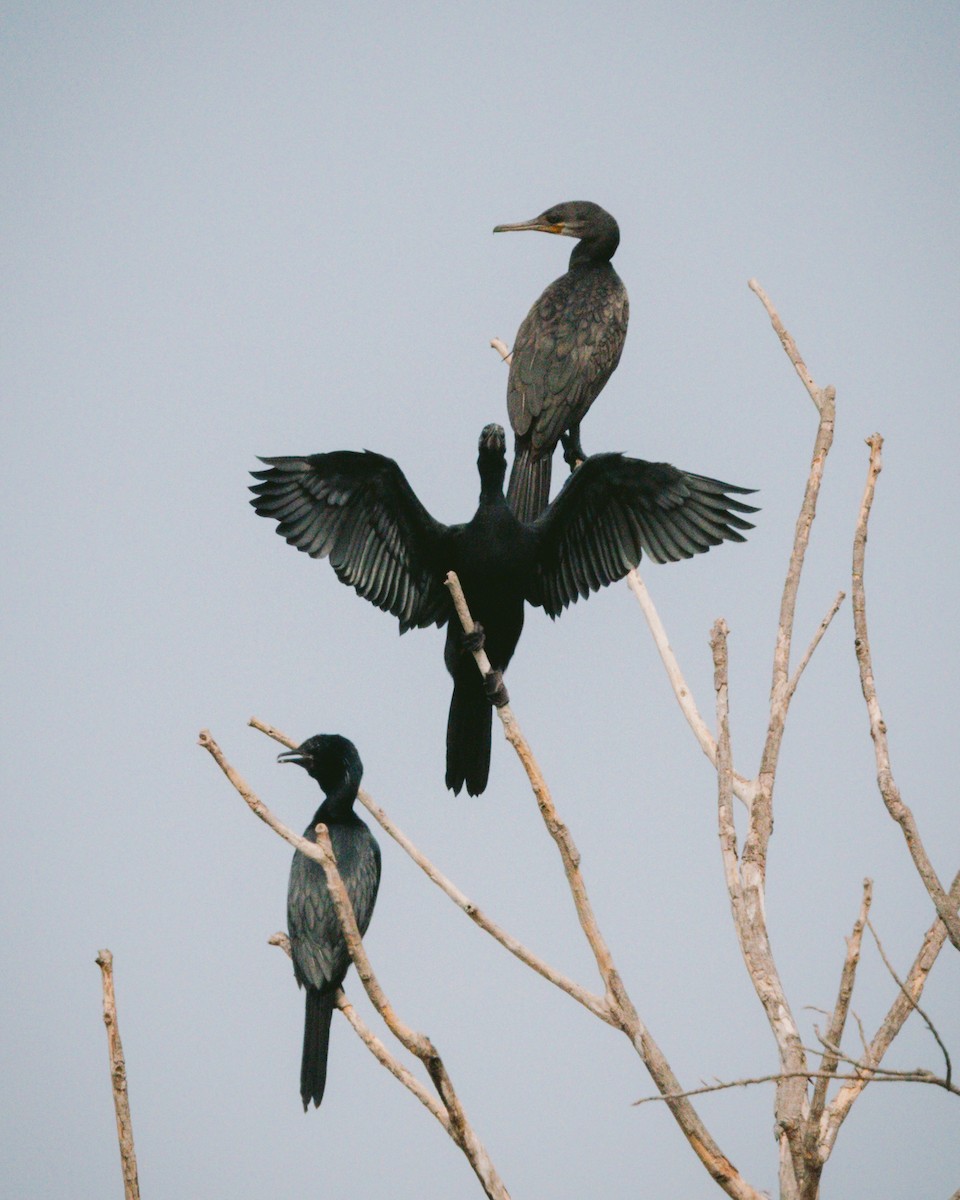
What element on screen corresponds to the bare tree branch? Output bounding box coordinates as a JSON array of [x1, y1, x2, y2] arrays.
[[820, 870, 960, 1157], [865, 915, 952, 1086], [267, 933, 452, 1130], [445, 573, 764, 1200], [748, 282, 838, 1197], [248, 718, 611, 1022], [633, 1066, 960, 1106], [851, 433, 960, 950], [786, 590, 846, 703], [199, 730, 510, 1200], [95, 950, 140, 1200], [627, 570, 756, 807]]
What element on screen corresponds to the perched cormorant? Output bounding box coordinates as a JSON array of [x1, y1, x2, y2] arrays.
[[281, 734, 381, 1110], [251, 425, 755, 796], [494, 201, 629, 522]]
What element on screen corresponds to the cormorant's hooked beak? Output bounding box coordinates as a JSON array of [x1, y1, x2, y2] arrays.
[[493, 217, 566, 236], [479, 423, 506, 454], [277, 750, 309, 768]]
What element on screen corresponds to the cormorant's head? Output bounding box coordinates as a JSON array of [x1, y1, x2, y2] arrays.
[[278, 734, 363, 793], [494, 200, 617, 243], [479, 423, 506, 457]]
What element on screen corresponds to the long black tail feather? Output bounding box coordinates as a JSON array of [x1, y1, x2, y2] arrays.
[[507, 444, 552, 524], [301, 987, 335, 1110], [445, 664, 493, 796]]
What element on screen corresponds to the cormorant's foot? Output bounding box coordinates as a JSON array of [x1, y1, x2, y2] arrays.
[[484, 670, 510, 708], [462, 623, 486, 654], [561, 431, 585, 469]]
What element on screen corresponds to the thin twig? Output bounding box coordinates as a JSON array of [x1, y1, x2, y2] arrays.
[[249, 719, 611, 1022], [628, 571, 756, 807], [820, 870, 960, 1157], [851, 434, 960, 950], [786, 590, 846, 702], [865, 914, 952, 1086], [199, 730, 510, 1200], [95, 950, 140, 1200], [490, 336, 512, 363], [634, 1067, 959, 1106]]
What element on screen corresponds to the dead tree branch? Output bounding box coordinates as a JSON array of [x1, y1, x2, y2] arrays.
[[268, 933, 451, 1130], [445, 572, 764, 1200], [95, 950, 140, 1200], [819, 870, 960, 1158], [851, 433, 960, 950], [248, 718, 610, 1022], [198, 729, 510, 1200]]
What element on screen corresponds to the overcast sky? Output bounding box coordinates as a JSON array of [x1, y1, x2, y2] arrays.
[[4, 4, 959, 1197]]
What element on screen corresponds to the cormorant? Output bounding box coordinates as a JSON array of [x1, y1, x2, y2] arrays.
[[280, 734, 381, 1110], [251, 424, 755, 796], [494, 200, 629, 522]]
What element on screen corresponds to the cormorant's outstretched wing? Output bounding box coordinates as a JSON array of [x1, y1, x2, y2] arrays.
[[508, 272, 628, 451], [528, 454, 757, 618], [251, 452, 449, 631]]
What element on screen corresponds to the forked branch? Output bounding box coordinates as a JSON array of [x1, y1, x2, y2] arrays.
[[851, 434, 960, 950]]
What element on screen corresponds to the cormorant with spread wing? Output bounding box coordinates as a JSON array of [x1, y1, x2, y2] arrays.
[[281, 733, 380, 1110], [494, 201, 629, 521], [251, 425, 755, 796]]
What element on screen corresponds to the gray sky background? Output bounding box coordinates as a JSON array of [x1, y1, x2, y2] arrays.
[[4, 4, 958, 1197]]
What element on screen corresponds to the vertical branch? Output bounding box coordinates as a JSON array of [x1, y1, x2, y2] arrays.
[[95, 950, 140, 1200], [748, 282, 840, 1196], [445, 574, 765, 1200], [851, 434, 960, 950]]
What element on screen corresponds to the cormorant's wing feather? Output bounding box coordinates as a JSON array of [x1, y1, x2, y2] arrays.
[[250, 451, 449, 631], [529, 454, 757, 617]]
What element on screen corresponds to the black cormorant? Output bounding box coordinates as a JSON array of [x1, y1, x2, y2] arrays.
[[280, 734, 381, 1110], [251, 425, 755, 796], [494, 200, 629, 522]]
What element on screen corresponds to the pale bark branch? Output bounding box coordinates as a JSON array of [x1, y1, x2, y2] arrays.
[[198, 730, 510, 1200], [633, 1067, 959, 1106], [820, 870, 960, 1156], [786, 590, 846, 703], [249, 718, 611, 1022], [851, 434, 960, 950], [865, 915, 952, 1085], [748, 282, 838, 1196], [627, 570, 756, 807], [268, 932, 451, 1130], [95, 950, 140, 1200], [445, 573, 764, 1200]]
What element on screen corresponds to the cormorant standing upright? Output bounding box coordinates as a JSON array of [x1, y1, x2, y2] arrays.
[[251, 425, 756, 796], [494, 200, 629, 522], [281, 734, 381, 1110]]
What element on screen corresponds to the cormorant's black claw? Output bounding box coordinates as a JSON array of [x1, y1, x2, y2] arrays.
[[462, 623, 486, 653], [484, 670, 510, 708]]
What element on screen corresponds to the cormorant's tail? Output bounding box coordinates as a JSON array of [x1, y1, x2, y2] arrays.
[[301, 987, 334, 1110], [445, 663, 492, 796], [507, 444, 552, 524]]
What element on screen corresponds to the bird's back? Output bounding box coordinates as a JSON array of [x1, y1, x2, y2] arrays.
[[508, 262, 628, 453]]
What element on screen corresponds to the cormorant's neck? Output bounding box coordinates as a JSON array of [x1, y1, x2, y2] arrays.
[[569, 224, 619, 268], [478, 451, 507, 503], [315, 766, 362, 822]]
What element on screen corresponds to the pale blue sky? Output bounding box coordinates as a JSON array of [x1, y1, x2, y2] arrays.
[[3, 4, 958, 1197]]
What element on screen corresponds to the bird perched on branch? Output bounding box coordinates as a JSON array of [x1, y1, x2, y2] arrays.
[[251, 424, 756, 796], [494, 200, 629, 521], [280, 733, 381, 1110]]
